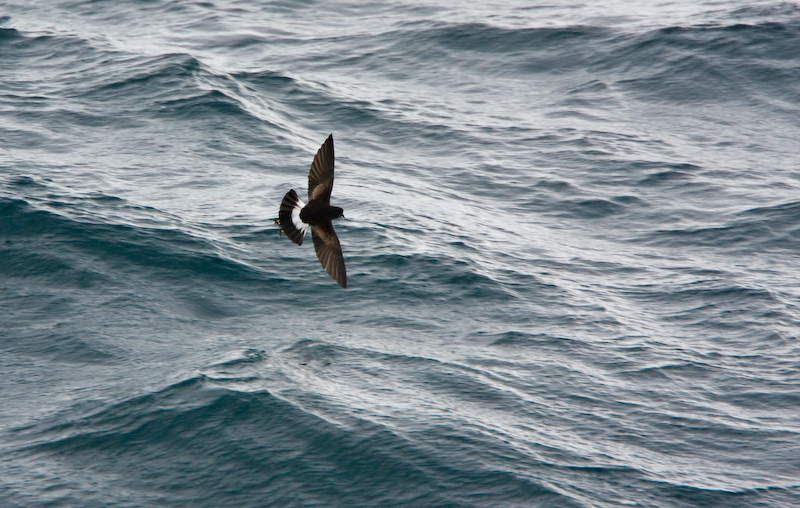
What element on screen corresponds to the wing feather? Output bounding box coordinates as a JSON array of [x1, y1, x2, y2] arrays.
[[308, 134, 334, 203], [311, 221, 346, 288]]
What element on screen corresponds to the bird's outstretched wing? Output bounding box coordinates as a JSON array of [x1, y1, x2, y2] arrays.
[[308, 134, 334, 203], [311, 221, 346, 288]]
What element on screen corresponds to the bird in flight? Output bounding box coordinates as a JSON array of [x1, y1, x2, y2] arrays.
[[276, 134, 347, 288]]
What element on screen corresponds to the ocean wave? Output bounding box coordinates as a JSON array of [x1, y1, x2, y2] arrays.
[[608, 21, 800, 102], [0, 196, 264, 286], [2, 329, 123, 365], [726, 2, 800, 22], [369, 17, 800, 106], [399, 21, 610, 56], [643, 200, 800, 252], [156, 87, 250, 119], [0, 26, 20, 41], [8, 370, 578, 508], [0, 26, 277, 132]]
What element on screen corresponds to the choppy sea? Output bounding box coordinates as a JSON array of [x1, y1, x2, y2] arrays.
[[2, 1, 800, 507]]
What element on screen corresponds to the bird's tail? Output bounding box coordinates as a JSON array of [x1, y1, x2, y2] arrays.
[[276, 189, 308, 245]]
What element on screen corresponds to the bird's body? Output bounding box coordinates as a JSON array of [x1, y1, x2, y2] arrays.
[[276, 134, 347, 288], [299, 201, 344, 226]]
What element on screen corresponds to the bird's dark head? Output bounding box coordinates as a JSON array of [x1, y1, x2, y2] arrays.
[[332, 206, 345, 219]]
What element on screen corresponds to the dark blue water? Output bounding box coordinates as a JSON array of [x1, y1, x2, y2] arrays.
[[2, 1, 799, 506]]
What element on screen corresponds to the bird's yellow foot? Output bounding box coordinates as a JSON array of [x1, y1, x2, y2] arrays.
[[274, 218, 285, 235]]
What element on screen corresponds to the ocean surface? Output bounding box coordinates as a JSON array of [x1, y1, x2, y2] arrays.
[[1, 1, 799, 506]]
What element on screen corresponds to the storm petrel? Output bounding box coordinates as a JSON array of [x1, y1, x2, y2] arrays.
[[276, 134, 347, 288]]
